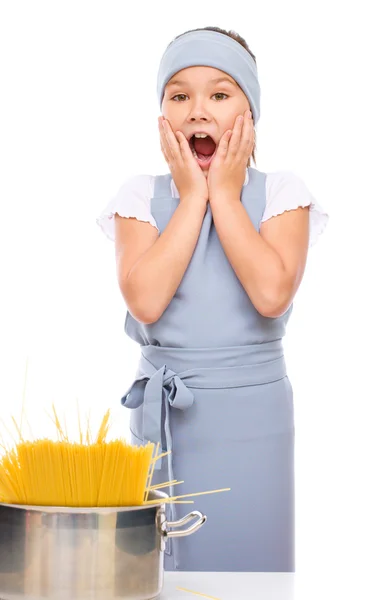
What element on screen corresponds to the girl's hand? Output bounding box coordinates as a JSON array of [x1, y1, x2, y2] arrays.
[[158, 116, 209, 205], [207, 109, 254, 201]]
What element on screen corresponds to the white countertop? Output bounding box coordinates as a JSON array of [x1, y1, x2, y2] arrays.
[[160, 571, 367, 599], [160, 572, 293, 599]]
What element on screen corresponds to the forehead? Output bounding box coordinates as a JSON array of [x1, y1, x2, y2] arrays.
[[166, 66, 238, 89]]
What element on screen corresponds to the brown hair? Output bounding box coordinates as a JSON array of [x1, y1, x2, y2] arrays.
[[171, 26, 257, 167]]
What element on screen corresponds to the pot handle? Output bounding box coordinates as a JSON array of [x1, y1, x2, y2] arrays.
[[162, 510, 207, 539]]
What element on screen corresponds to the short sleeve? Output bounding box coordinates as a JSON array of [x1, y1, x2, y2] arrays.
[[96, 174, 158, 241], [262, 171, 329, 247]]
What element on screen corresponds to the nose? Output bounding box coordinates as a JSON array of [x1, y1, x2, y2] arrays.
[[189, 115, 209, 122], [187, 99, 211, 123]]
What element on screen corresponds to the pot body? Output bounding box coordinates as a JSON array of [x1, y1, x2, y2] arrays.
[[0, 491, 206, 600]]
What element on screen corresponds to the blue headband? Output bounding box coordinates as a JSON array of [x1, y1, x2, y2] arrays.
[[156, 30, 261, 124]]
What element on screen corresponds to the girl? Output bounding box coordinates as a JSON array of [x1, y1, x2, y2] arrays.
[[97, 26, 328, 573]]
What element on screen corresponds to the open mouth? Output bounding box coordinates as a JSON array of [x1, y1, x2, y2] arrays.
[[189, 134, 217, 167]]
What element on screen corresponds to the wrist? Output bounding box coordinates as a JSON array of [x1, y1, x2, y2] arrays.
[[209, 189, 240, 206], [180, 194, 208, 209]]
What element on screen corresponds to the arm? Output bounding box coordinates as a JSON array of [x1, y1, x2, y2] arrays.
[[115, 197, 207, 324], [207, 112, 310, 317], [210, 194, 310, 317], [115, 115, 210, 324]]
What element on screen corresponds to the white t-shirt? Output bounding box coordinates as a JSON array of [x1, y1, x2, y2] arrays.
[[97, 169, 329, 246]]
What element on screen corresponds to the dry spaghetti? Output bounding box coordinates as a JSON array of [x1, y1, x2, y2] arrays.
[[0, 399, 230, 508], [176, 588, 221, 600], [0, 406, 156, 507]]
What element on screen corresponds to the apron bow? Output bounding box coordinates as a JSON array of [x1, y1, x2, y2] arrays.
[[121, 362, 194, 469]]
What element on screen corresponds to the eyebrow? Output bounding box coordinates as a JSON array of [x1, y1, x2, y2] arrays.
[[166, 76, 237, 88]]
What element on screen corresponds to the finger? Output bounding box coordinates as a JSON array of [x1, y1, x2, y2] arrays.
[[239, 110, 254, 155], [215, 129, 232, 159], [162, 118, 182, 161], [227, 115, 244, 158], [158, 117, 169, 151], [160, 138, 170, 165], [158, 117, 173, 159], [158, 118, 171, 164], [159, 119, 175, 166], [175, 131, 195, 163]]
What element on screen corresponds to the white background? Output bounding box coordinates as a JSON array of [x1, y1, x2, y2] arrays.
[[0, 0, 367, 581]]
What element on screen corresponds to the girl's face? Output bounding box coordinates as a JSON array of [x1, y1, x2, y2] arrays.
[[162, 66, 251, 176]]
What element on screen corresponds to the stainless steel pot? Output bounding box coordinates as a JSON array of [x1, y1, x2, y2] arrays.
[[0, 491, 206, 599]]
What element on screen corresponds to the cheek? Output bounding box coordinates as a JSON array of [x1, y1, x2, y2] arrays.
[[231, 101, 250, 122], [161, 99, 172, 120], [162, 106, 180, 128]]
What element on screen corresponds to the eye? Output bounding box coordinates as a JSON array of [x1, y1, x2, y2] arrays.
[[212, 93, 228, 101], [172, 94, 187, 101], [171, 92, 229, 102]]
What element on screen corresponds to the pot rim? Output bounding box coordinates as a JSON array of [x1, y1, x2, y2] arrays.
[[0, 489, 168, 514]]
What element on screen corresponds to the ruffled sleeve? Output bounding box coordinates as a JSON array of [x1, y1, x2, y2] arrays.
[[96, 174, 158, 241], [262, 171, 329, 247]]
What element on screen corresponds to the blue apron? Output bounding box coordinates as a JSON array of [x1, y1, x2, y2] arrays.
[[121, 167, 295, 572]]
